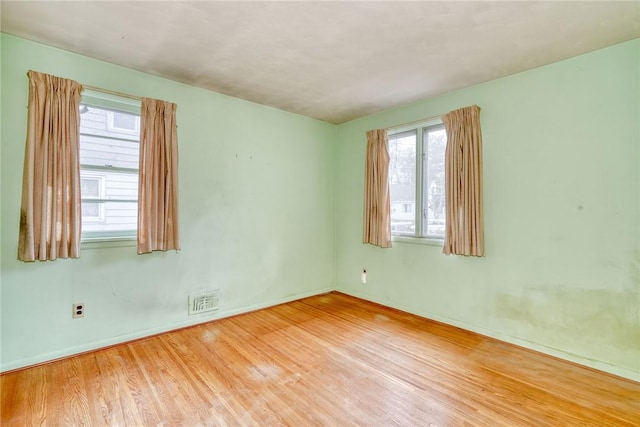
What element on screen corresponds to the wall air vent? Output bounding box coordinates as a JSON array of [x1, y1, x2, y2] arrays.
[[188, 291, 219, 315]]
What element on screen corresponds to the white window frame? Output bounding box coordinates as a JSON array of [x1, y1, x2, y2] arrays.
[[79, 91, 141, 244], [388, 120, 446, 246]]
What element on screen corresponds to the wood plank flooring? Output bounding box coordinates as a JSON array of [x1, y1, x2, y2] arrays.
[[2, 292, 639, 426]]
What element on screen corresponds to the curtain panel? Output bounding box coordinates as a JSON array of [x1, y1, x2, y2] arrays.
[[442, 105, 484, 257], [138, 98, 180, 254], [18, 71, 83, 261], [363, 129, 392, 248]]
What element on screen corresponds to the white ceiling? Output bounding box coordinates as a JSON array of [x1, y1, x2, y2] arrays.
[[2, 1, 639, 124]]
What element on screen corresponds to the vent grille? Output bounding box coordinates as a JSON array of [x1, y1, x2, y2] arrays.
[[188, 291, 219, 315]]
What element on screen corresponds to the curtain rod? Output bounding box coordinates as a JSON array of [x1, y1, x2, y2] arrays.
[[26, 71, 144, 101], [385, 105, 481, 131], [385, 113, 443, 131], [82, 84, 143, 102]]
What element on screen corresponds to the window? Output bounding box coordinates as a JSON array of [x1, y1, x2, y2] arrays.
[[80, 175, 105, 221], [79, 95, 141, 241], [107, 110, 140, 134], [388, 122, 447, 240]]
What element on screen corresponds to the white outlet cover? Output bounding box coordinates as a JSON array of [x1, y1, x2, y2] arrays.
[[73, 302, 85, 318]]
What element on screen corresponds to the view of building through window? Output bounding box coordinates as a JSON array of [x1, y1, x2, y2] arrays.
[[79, 103, 140, 240], [388, 130, 417, 234], [423, 126, 446, 237], [388, 123, 446, 239]]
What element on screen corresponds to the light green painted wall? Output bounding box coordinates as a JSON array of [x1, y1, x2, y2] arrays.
[[0, 34, 335, 370], [2, 33, 638, 381], [335, 39, 640, 380]]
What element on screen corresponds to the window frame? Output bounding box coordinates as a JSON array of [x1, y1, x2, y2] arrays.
[[388, 119, 446, 246], [79, 91, 141, 244]]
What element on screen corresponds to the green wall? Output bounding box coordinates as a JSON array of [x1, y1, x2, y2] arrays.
[[2, 33, 639, 381], [0, 34, 335, 371], [335, 39, 640, 381]]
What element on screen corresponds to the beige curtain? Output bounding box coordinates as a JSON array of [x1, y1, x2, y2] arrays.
[[138, 98, 180, 254], [18, 71, 83, 261], [363, 129, 392, 248], [442, 105, 484, 256]]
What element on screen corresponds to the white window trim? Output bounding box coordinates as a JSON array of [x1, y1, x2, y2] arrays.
[[79, 92, 141, 244], [81, 238, 136, 250], [392, 235, 444, 247]]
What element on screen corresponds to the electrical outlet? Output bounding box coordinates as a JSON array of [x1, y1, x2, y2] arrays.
[[72, 302, 85, 319]]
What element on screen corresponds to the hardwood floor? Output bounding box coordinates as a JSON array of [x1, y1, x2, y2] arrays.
[[2, 292, 639, 426]]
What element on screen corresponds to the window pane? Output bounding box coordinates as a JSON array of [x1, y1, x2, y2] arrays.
[[389, 131, 416, 235], [82, 202, 100, 218], [79, 102, 140, 240], [113, 112, 137, 130], [81, 201, 138, 233], [424, 126, 447, 238], [103, 171, 138, 200], [81, 177, 100, 197], [79, 170, 138, 230], [79, 134, 139, 170]]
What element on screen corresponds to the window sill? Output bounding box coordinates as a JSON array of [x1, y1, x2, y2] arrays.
[[392, 235, 444, 247], [81, 236, 136, 250]]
